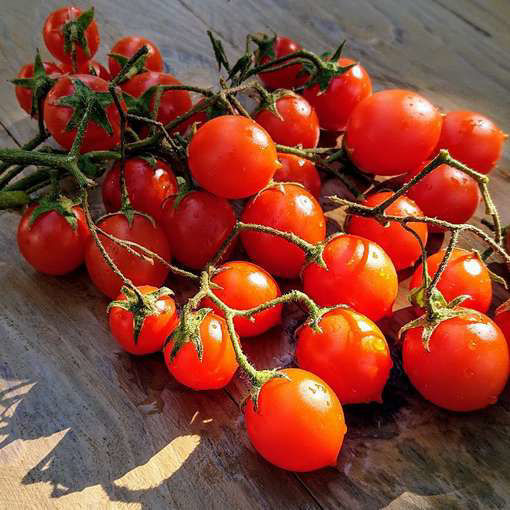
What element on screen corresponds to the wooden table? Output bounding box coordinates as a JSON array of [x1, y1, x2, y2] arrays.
[[1, 1, 510, 508]]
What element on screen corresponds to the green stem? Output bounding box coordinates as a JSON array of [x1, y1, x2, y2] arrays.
[[0, 190, 29, 209]]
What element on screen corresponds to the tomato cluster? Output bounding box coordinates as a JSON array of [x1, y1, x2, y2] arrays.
[[10, 6, 510, 476]]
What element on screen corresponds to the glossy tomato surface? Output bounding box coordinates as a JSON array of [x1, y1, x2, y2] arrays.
[[61, 60, 111, 81], [274, 153, 321, 198], [108, 35, 163, 77], [495, 304, 510, 352]]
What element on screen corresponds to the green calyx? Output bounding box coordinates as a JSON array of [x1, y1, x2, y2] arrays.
[[252, 32, 277, 62], [62, 7, 95, 59], [29, 193, 80, 230], [249, 369, 289, 411], [108, 52, 148, 82], [255, 88, 297, 120]]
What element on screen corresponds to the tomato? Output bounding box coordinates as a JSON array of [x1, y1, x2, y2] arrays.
[[302, 234, 398, 322], [258, 36, 308, 90], [303, 57, 372, 132], [44, 74, 123, 153], [434, 111, 505, 174], [15, 61, 62, 116], [164, 312, 238, 390], [85, 212, 170, 299], [240, 183, 326, 279], [494, 303, 510, 352], [254, 94, 319, 148], [409, 248, 492, 313], [245, 368, 346, 471], [17, 203, 89, 275], [160, 191, 236, 270], [403, 310, 509, 411], [61, 60, 111, 81], [109, 285, 179, 355], [202, 261, 282, 337], [121, 71, 192, 132], [43, 7, 100, 66], [346, 192, 428, 271], [108, 35, 163, 78], [345, 89, 442, 176], [102, 157, 178, 222], [188, 115, 281, 199], [404, 163, 480, 232], [274, 153, 321, 199]]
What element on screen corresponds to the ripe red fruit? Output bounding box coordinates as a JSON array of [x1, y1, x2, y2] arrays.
[[274, 153, 321, 199], [108, 35, 163, 77], [60, 60, 111, 81]]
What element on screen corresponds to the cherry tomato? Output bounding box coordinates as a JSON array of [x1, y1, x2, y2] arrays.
[[160, 191, 236, 270], [240, 183, 326, 279], [434, 111, 505, 174], [102, 157, 178, 222], [494, 303, 510, 352], [303, 57, 372, 132], [409, 248, 492, 313], [302, 234, 398, 322], [403, 310, 509, 411], [346, 192, 428, 271], [61, 60, 111, 81], [274, 153, 321, 199], [43, 7, 100, 66], [188, 115, 281, 199], [15, 61, 62, 116], [202, 261, 282, 337], [17, 203, 89, 276], [44, 74, 123, 153], [258, 36, 308, 90], [108, 35, 163, 78], [164, 312, 238, 390], [345, 89, 442, 176], [109, 285, 179, 355], [245, 368, 346, 471], [254, 94, 319, 148], [296, 308, 392, 404], [85, 212, 170, 299]]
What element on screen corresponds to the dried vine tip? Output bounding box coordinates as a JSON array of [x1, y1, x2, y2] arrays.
[[249, 369, 291, 410]]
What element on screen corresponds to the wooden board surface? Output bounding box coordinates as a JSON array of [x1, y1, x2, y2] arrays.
[[1, 1, 510, 508]]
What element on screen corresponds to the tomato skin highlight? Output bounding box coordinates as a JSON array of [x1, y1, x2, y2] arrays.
[[188, 115, 281, 199], [245, 368, 346, 472], [403, 311, 509, 412], [164, 312, 238, 390], [109, 285, 179, 355], [17, 204, 90, 276], [241, 183, 326, 279], [410, 248, 492, 314], [102, 158, 178, 223], [345, 89, 442, 176], [108, 35, 163, 77], [434, 111, 505, 174], [275, 153, 321, 199], [302, 234, 398, 322], [296, 309, 392, 404], [85, 213, 171, 299], [254, 94, 319, 148], [203, 261, 282, 337], [303, 57, 372, 132], [346, 192, 428, 271], [43, 6, 100, 66]]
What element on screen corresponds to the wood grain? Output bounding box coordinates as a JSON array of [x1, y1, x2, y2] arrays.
[[1, 0, 510, 508]]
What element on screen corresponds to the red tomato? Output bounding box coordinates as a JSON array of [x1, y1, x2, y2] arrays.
[[434, 111, 505, 174], [258, 36, 308, 90], [303, 57, 372, 132], [109, 285, 179, 355], [240, 183, 326, 279], [85, 212, 170, 299], [61, 60, 111, 81], [15, 61, 62, 116], [409, 248, 492, 313], [202, 261, 282, 337], [346, 192, 428, 271], [254, 94, 319, 148], [345, 89, 442, 176], [302, 234, 398, 322], [164, 312, 238, 390], [245, 368, 346, 471], [102, 158, 177, 222], [296, 308, 392, 404], [160, 191, 236, 270], [17, 203, 89, 276], [108, 35, 163, 78], [403, 310, 509, 411], [405, 163, 480, 232], [188, 115, 281, 199], [44, 74, 123, 153], [495, 304, 510, 352], [43, 7, 100, 66], [274, 153, 321, 199]]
